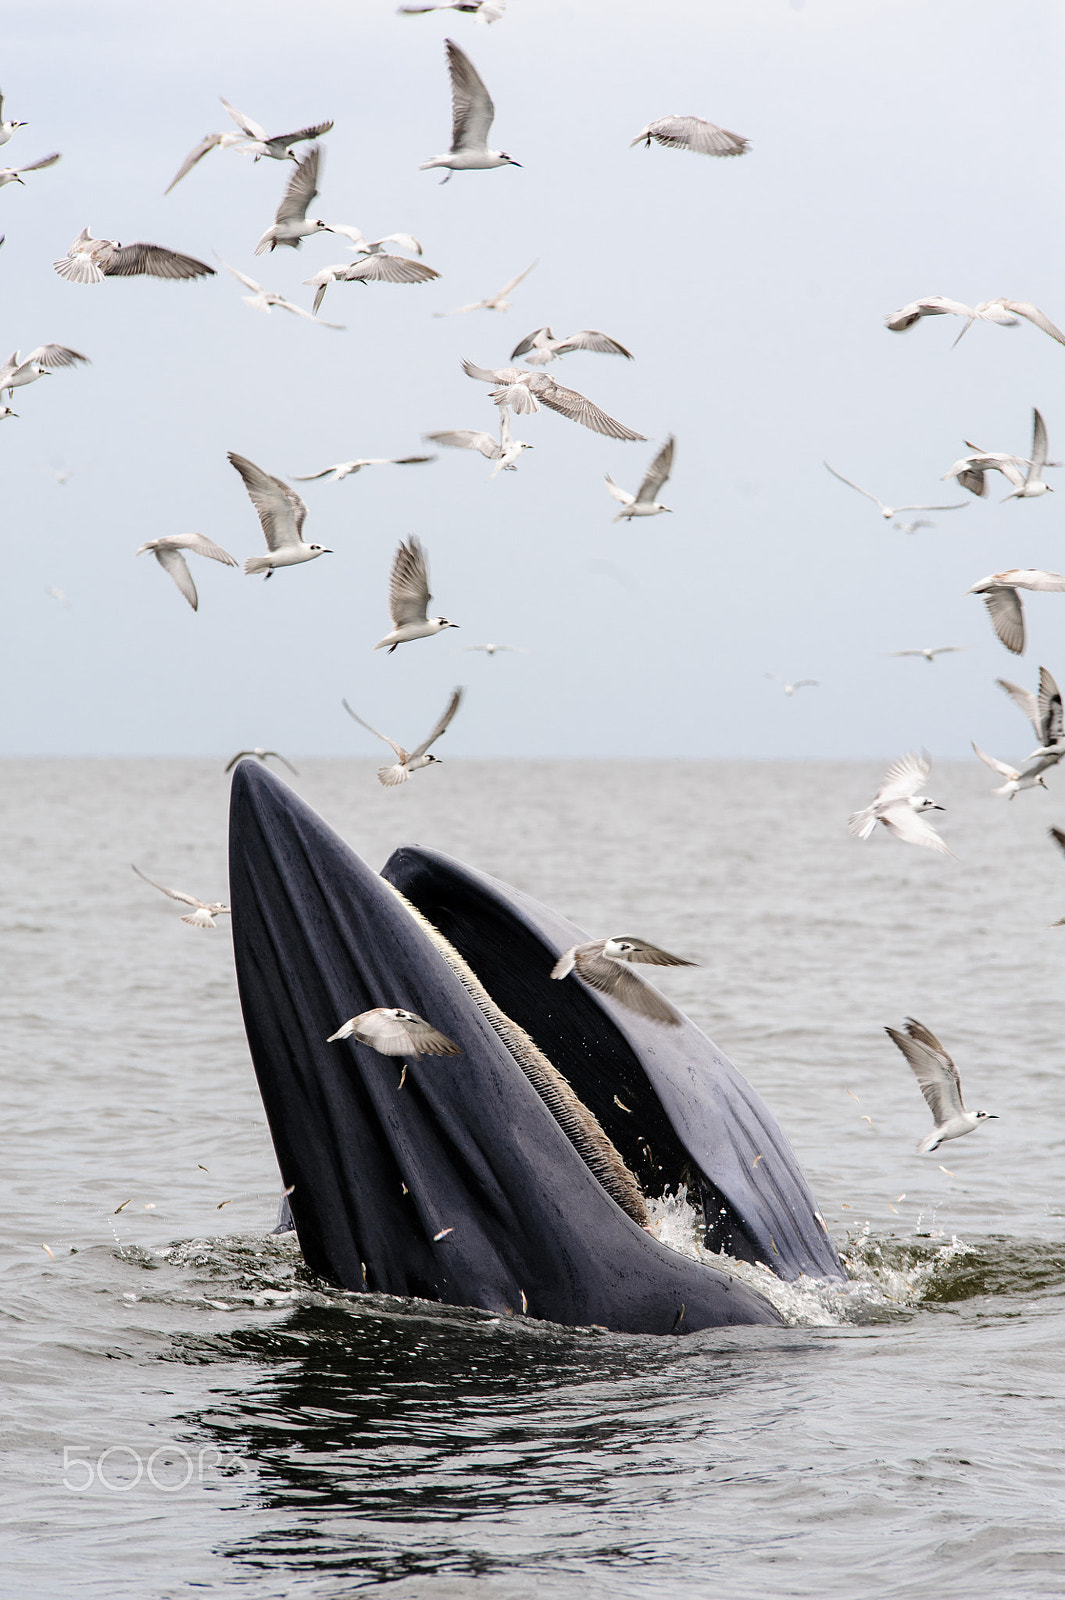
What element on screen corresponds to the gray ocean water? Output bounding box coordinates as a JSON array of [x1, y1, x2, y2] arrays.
[[2, 758, 1063, 1600]]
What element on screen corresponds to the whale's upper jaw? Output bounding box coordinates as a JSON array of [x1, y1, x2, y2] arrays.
[[228, 762, 839, 1335]]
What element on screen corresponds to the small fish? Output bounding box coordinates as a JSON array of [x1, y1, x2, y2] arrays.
[[433, 1227, 454, 1241], [114, 1198, 132, 1213]]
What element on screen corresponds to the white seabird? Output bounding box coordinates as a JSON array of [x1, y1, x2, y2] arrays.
[[765, 674, 819, 696], [224, 748, 299, 775], [462, 359, 646, 441], [425, 409, 531, 478], [131, 864, 230, 929], [0, 90, 27, 146], [419, 39, 520, 181], [849, 752, 953, 857], [885, 295, 1065, 349], [53, 227, 214, 284], [550, 937, 697, 1026], [461, 642, 528, 655], [942, 442, 1031, 498], [399, 0, 506, 19], [888, 646, 966, 663], [327, 1008, 461, 1062], [0, 344, 89, 397], [434, 260, 536, 317], [341, 685, 464, 786], [0, 150, 60, 188], [254, 147, 335, 254], [997, 667, 1064, 761], [605, 436, 675, 520], [303, 250, 440, 314], [630, 116, 749, 157], [293, 454, 436, 483], [219, 261, 344, 327], [510, 327, 633, 367], [228, 453, 332, 576], [134, 531, 238, 611], [885, 1017, 996, 1154], [374, 536, 458, 651], [823, 461, 967, 521], [1003, 409, 1054, 501], [165, 99, 333, 192], [966, 570, 1065, 655], [971, 742, 1049, 800]]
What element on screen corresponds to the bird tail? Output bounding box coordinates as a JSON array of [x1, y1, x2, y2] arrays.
[[377, 764, 409, 787], [312, 283, 327, 315], [252, 232, 273, 257], [848, 807, 878, 839], [550, 950, 577, 979], [53, 255, 104, 285], [326, 1020, 356, 1043], [916, 1130, 941, 1154], [180, 910, 216, 929], [244, 555, 274, 575]]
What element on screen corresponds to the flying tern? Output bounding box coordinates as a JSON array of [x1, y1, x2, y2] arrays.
[[550, 937, 697, 1026], [891, 519, 937, 534], [885, 295, 1065, 349], [885, 1018, 996, 1154], [374, 536, 458, 650], [134, 531, 238, 611], [327, 1009, 461, 1076], [342, 685, 464, 786], [219, 261, 344, 327], [132, 864, 230, 930], [462, 359, 645, 441], [996, 667, 1064, 760], [966, 570, 1065, 655], [462, 642, 528, 655], [293, 454, 435, 482], [630, 116, 749, 157], [510, 327, 633, 367], [425, 409, 531, 478], [54, 227, 214, 284], [0, 344, 88, 396], [0, 91, 27, 146], [399, 0, 506, 18], [823, 461, 967, 520], [420, 39, 520, 180], [942, 445, 1029, 498], [1003, 409, 1054, 501], [434, 260, 535, 316], [605, 436, 675, 520], [165, 99, 333, 192], [254, 147, 335, 254], [229, 453, 332, 576], [765, 674, 818, 696], [303, 251, 439, 313], [888, 646, 966, 663], [849, 752, 953, 856], [971, 742, 1048, 800], [224, 748, 299, 775], [0, 150, 59, 188]]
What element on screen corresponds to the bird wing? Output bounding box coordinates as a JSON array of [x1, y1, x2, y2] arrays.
[[165, 132, 227, 194], [875, 750, 930, 803], [462, 357, 520, 384], [445, 38, 496, 150], [1050, 826, 1065, 862], [389, 536, 432, 626], [884, 295, 977, 331], [633, 116, 748, 156], [1002, 301, 1065, 348], [556, 329, 634, 358], [131, 863, 203, 909], [604, 475, 635, 507], [426, 429, 500, 459], [1038, 666, 1063, 747], [343, 254, 439, 283], [1002, 569, 1065, 593], [154, 547, 198, 610], [602, 938, 695, 968], [269, 120, 334, 148], [635, 435, 675, 502], [971, 741, 1019, 782], [359, 1009, 462, 1057], [510, 326, 550, 359], [880, 803, 954, 856], [980, 587, 1025, 655], [375, 232, 423, 255], [341, 699, 407, 761], [571, 950, 682, 1024], [527, 374, 646, 441], [892, 501, 968, 513], [103, 243, 215, 280], [823, 461, 884, 509], [177, 531, 239, 566], [222, 259, 265, 294], [292, 466, 339, 480], [275, 146, 320, 225], [495, 260, 537, 298], [228, 453, 308, 550], [23, 344, 89, 370], [220, 99, 267, 142], [17, 151, 61, 174], [885, 1021, 965, 1122], [791, 680, 819, 690], [995, 677, 1039, 734], [944, 460, 988, 496], [412, 686, 465, 759], [1029, 407, 1049, 480]]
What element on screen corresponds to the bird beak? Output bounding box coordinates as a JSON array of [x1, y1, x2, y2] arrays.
[[932, 804, 946, 811], [323, 548, 334, 554], [508, 160, 523, 168]]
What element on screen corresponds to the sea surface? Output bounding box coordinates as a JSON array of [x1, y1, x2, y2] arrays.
[[2, 758, 1063, 1599]]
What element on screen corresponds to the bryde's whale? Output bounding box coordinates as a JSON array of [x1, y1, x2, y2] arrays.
[[229, 762, 843, 1336]]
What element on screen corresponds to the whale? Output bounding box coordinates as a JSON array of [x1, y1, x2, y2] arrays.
[[228, 761, 843, 1336]]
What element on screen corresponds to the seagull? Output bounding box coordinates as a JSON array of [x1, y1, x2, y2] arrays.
[[823, 462, 967, 521], [53, 227, 214, 284], [510, 327, 633, 367], [303, 251, 440, 314], [462, 359, 646, 441], [131, 864, 231, 929], [434, 260, 536, 316], [425, 409, 532, 478], [0, 91, 27, 146], [971, 742, 1049, 800], [0, 151, 60, 188], [326, 1009, 461, 1077], [885, 1018, 996, 1154], [0, 345, 89, 396], [462, 642, 528, 655], [419, 39, 520, 181], [224, 748, 299, 775], [605, 436, 675, 520], [374, 535, 458, 651], [254, 147, 335, 254], [966, 570, 1065, 655], [228, 453, 332, 576], [888, 646, 966, 663], [849, 752, 953, 856], [293, 454, 436, 482], [134, 531, 238, 611], [997, 667, 1064, 760], [630, 116, 749, 157], [885, 295, 1065, 349], [342, 686, 464, 786], [550, 938, 697, 1026], [165, 99, 333, 192], [1003, 409, 1054, 501], [219, 261, 344, 327], [1048, 829, 1065, 925], [765, 674, 819, 695], [399, 0, 506, 18]]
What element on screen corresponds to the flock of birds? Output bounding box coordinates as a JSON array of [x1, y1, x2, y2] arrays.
[[10, 12, 1053, 1180]]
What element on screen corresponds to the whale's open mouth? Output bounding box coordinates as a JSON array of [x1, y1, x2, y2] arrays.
[[229, 762, 842, 1336]]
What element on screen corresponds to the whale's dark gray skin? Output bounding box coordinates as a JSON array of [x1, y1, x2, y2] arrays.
[[229, 762, 841, 1335]]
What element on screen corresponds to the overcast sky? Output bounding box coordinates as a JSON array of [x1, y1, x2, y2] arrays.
[[1, 0, 1062, 758]]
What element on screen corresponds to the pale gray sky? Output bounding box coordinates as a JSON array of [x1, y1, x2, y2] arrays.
[[1, 0, 1062, 757]]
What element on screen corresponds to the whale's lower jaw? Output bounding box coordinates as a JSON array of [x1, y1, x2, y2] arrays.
[[228, 763, 842, 1335]]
